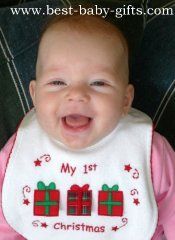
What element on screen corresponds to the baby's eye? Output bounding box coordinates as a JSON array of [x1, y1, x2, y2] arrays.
[[90, 81, 107, 86], [49, 80, 66, 86]]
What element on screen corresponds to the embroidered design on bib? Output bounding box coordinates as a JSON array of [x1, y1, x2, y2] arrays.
[[67, 184, 92, 216], [22, 185, 31, 205], [34, 154, 51, 167], [130, 189, 140, 206], [124, 164, 132, 172], [32, 220, 49, 228], [132, 169, 139, 179], [34, 181, 60, 216], [124, 164, 141, 206], [112, 218, 128, 231], [124, 164, 140, 179], [98, 184, 123, 216]]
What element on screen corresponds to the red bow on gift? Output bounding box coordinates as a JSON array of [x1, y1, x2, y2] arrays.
[[70, 184, 89, 191]]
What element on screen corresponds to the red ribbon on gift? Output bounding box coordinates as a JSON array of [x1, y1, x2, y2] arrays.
[[70, 184, 89, 191]]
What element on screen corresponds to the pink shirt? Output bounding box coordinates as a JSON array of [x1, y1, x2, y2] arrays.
[[0, 132, 175, 240]]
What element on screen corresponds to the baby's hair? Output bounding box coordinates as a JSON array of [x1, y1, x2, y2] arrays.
[[39, 11, 129, 58]]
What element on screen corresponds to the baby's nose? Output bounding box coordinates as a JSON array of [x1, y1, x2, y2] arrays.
[[65, 86, 90, 103]]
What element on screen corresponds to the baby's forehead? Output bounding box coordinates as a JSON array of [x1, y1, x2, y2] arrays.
[[40, 15, 128, 55], [36, 15, 129, 81]]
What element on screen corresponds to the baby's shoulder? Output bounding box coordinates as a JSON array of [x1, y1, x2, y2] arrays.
[[152, 131, 174, 153], [0, 133, 16, 156]]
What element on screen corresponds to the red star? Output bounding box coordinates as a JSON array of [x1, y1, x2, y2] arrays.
[[112, 226, 119, 231], [41, 222, 48, 228], [124, 164, 132, 172], [133, 198, 140, 205], [23, 199, 30, 205], [34, 159, 42, 166]]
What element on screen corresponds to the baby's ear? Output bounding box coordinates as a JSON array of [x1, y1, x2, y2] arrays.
[[123, 84, 134, 115], [29, 80, 36, 107]]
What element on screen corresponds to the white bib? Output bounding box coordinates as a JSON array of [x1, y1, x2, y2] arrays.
[[2, 108, 158, 240]]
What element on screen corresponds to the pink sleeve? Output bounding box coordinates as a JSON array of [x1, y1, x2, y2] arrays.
[[0, 134, 25, 240], [152, 132, 175, 240]]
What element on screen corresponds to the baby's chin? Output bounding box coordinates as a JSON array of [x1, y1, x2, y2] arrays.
[[63, 142, 92, 151], [57, 135, 96, 151], [41, 124, 96, 151]]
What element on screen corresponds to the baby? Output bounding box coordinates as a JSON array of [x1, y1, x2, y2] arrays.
[[0, 14, 175, 240]]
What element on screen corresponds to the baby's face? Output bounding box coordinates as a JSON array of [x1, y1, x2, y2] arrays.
[[30, 27, 134, 150]]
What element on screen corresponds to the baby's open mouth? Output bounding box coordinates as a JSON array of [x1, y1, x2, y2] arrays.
[[62, 114, 92, 131]]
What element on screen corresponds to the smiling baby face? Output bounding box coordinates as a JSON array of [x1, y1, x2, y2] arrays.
[[29, 16, 134, 150]]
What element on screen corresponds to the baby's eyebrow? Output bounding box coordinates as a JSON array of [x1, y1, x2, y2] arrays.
[[46, 65, 67, 72], [37, 62, 67, 75], [90, 65, 117, 75]]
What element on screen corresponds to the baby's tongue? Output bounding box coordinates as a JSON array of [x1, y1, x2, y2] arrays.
[[65, 115, 89, 127]]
